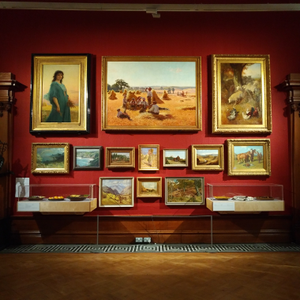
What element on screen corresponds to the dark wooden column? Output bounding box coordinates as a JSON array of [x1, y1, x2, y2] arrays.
[[277, 73, 300, 243], [0, 72, 25, 246]]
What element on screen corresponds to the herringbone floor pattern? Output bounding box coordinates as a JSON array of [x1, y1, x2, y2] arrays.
[[0, 252, 299, 300]]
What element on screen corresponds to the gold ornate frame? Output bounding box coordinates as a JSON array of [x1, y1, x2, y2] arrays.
[[227, 139, 271, 176], [106, 147, 135, 169], [30, 54, 91, 134], [191, 144, 224, 171], [31, 143, 70, 174], [138, 144, 160, 171], [101, 56, 202, 131], [99, 177, 134, 207], [136, 177, 162, 198], [212, 54, 272, 134], [163, 149, 188, 168]]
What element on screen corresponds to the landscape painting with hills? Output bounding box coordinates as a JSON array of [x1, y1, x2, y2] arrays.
[[100, 178, 134, 207]]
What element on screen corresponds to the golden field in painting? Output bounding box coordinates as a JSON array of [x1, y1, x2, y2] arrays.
[[106, 89, 197, 128], [101, 192, 132, 206]]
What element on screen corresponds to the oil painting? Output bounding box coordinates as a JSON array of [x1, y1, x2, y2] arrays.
[[212, 54, 271, 134], [73, 146, 103, 170], [106, 147, 135, 168], [191, 145, 224, 171], [136, 177, 162, 198], [138, 144, 160, 171], [165, 177, 205, 205], [30, 54, 91, 134], [163, 149, 188, 167], [31, 143, 70, 174], [99, 177, 134, 207], [102, 56, 201, 131], [227, 139, 271, 176]]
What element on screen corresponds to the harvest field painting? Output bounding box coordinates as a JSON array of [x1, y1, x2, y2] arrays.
[[100, 178, 134, 207], [102, 57, 201, 131], [165, 177, 204, 205]]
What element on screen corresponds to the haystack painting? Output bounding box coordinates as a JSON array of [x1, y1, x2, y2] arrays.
[[212, 54, 271, 134], [102, 56, 201, 131]]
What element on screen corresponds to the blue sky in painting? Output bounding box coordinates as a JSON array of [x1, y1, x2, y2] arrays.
[[107, 61, 196, 87]]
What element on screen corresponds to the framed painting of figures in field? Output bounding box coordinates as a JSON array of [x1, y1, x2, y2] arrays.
[[227, 139, 271, 176], [101, 56, 202, 131], [30, 54, 91, 135], [212, 54, 272, 134]]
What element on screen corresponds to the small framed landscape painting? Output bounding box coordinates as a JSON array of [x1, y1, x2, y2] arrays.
[[73, 146, 103, 170], [31, 143, 70, 174], [106, 147, 135, 169], [165, 177, 205, 205], [138, 144, 160, 171], [212, 54, 272, 134], [163, 149, 188, 167], [227, 139, 271, 176], [101, 56, 202, 131], [136, 177, 162, 198], [191, 144, 224, 171], [99, 177, 134, 207]]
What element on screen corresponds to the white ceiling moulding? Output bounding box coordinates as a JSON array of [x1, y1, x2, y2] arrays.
[[1, 2, 300, 16]]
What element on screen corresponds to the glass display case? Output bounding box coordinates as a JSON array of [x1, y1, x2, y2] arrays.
[[17, 184, 97, 214], [206, 183, 284, 213]]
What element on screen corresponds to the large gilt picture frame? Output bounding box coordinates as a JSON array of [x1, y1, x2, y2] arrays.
[[99, 177, 134, 207], [165, 177, 205, 205], [191, 144, 224, 171], [227, 139, 271, 176], [212, 54, 272, 134], [31, 143, 70, 174], [30, 54, 91, 135], [101, 56, 202, 131]]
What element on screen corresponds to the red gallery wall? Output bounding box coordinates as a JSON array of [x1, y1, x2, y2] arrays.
[[1, 7, 299, 216]]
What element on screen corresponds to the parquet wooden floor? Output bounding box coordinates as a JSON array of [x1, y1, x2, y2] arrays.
[[0, 252, 299, 300]]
